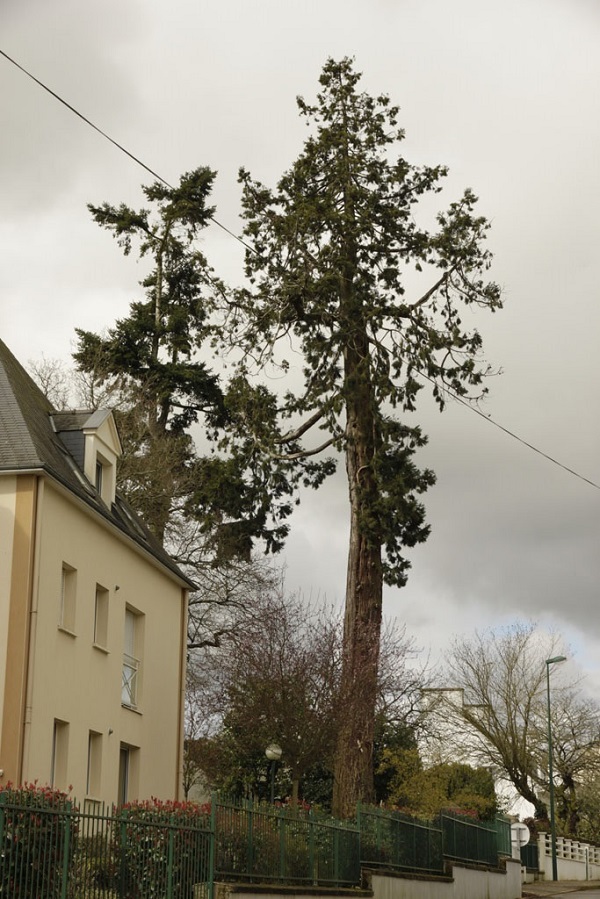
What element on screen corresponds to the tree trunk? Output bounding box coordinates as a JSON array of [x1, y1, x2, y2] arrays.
[[332, 333, 383, 819]]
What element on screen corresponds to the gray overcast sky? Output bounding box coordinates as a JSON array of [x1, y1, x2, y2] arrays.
[[2, 0, 599, 688]]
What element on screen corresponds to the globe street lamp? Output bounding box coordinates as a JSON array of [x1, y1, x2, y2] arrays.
[[546, 655, 566, 882], [265, 743, 282, 804]]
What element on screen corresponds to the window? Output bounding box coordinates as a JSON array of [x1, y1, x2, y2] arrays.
[[51, 719, 69, 789], [118, 745, 129, 805], [94, 584, 109, 648], [86, 731, 102, 797], [95, 459, 103, 495], [118, 743, 139, 805], [93, 449, 116, 505], [59, 564, 77, 633], [122, 608, 142, 709]]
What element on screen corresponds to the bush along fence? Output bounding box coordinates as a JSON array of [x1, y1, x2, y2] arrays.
[[0, 786, 514, 899], [0, 787, 214, 899]]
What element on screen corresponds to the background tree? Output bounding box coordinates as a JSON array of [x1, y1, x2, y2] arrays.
[[226, 57, 502, 816], [189, 586, 341, 805], [549, 688, 600, 834], [28, 348, 283, 652], [441, 621, 600, 834], [74, 166, 298, 560], [376, 749, 498, 819], [187, 582, 429, 808]]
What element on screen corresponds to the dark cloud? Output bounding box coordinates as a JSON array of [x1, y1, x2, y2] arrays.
[[2, 0, 599, 674]]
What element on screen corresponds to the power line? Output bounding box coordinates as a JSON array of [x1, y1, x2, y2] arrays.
[[2, 48, 598, 493], [0, 49, 255, 255], [416, 369, 600, 491]]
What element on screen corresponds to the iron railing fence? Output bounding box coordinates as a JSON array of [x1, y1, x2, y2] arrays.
[[0, 793, 214, 899], [521, 841, 539, 871], [0, 791, 75, 899], [494, 814, 512, 857], [214, 797, 360, 887], [440, 810, 502, 867], [357, 804, 444, 875], [0, 788, 514, 896]]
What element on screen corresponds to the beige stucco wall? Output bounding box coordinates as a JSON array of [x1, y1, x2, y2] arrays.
[[0, 477, 17, 748], [20, 479, 187, 805]]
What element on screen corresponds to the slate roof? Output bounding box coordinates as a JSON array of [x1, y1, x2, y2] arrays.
[[0, 337, 195, 589]]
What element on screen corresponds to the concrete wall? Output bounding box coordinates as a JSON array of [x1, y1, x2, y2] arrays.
[[370, 862, 522, 899], [537, 833, 600, 882], [219, 863, 522, 899]]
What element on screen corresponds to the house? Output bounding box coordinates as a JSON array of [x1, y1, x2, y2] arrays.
[[0, 338, 194, 807]]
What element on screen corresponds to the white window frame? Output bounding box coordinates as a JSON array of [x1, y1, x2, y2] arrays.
[[59, 564, 77, 634], [122, 608, 142, 709]]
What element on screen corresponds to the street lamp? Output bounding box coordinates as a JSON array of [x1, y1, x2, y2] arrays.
[[265, 743, 282, 804], [546, 655, 566, 882]]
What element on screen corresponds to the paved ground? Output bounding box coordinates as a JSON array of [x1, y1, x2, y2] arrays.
[[523, 882, 600, 897]]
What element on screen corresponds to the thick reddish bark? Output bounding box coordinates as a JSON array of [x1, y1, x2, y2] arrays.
[[332, 335, 383, 819]]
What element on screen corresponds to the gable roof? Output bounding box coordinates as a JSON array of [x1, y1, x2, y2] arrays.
[[0, 337, 195, 589]]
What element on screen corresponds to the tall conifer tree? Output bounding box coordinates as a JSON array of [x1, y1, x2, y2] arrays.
[[231, 58, 502, 817]]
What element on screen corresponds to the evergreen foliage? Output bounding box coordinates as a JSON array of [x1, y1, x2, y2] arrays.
[[229, 57, 502, 816], [74, 167, 297, 559]]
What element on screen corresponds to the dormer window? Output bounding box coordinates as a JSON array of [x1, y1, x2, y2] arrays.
[[52, 409, 122, 506], [89, 445, 117, 507]]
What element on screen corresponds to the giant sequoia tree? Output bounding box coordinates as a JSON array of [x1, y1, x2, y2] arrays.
[[229, 58, 502, 817]]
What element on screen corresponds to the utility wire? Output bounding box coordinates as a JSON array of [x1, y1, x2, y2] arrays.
[[2, 48, 598, 492], [416, 368, 600, 491], [0, 49, 255, 255]]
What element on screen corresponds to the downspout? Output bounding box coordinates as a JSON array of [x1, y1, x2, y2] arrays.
[[175, 587, 189, 800], [20, 475, 43, 783]]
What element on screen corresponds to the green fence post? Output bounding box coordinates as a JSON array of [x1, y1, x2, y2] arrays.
[[167, 814, 175, 899], [246, 797, 254, 880], [279, 812, 286, 880], [309, 814, 315, 885], [333, 825, 340, 885], [356, 801, 361, 867], [0, 793, 5, 872], [208, 794, 217, 899], [119, 808, 128, 898], [59, 801, 72, 899]]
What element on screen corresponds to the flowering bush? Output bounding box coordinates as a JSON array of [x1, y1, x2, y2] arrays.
[[114, 798, 212, 899], [0, 782, 77, 899]]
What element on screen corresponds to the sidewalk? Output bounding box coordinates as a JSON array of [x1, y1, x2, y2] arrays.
[[523, 882, 600, 896]]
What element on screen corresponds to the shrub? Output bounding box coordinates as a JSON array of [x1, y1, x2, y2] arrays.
[[0, 782, 77, 899], [114, 798, 211, 899]]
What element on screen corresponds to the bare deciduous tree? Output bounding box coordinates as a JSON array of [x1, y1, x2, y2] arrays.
[[187, 581, 431, 806], [438, 621, 600, 833]]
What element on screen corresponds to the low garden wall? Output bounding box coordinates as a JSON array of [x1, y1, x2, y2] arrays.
[[218, 860, 523, 899], [368, 861, 522, 899], [536, 833, 600, 882]]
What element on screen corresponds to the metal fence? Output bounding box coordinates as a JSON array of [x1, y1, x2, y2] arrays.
[[440, 810, 505, 867], [358, 806, 511, 875], [358, 804, 444, 875], [494, 814, 512, 858], [215, 797, 360, 887], [0, 792, 213, 899], [0, 790, 513, 897], [521, 842, 539, 871]]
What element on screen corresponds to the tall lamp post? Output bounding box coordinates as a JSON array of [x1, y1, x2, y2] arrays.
[[546, 655, 566, 882], [265, 743, 282, 804]]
